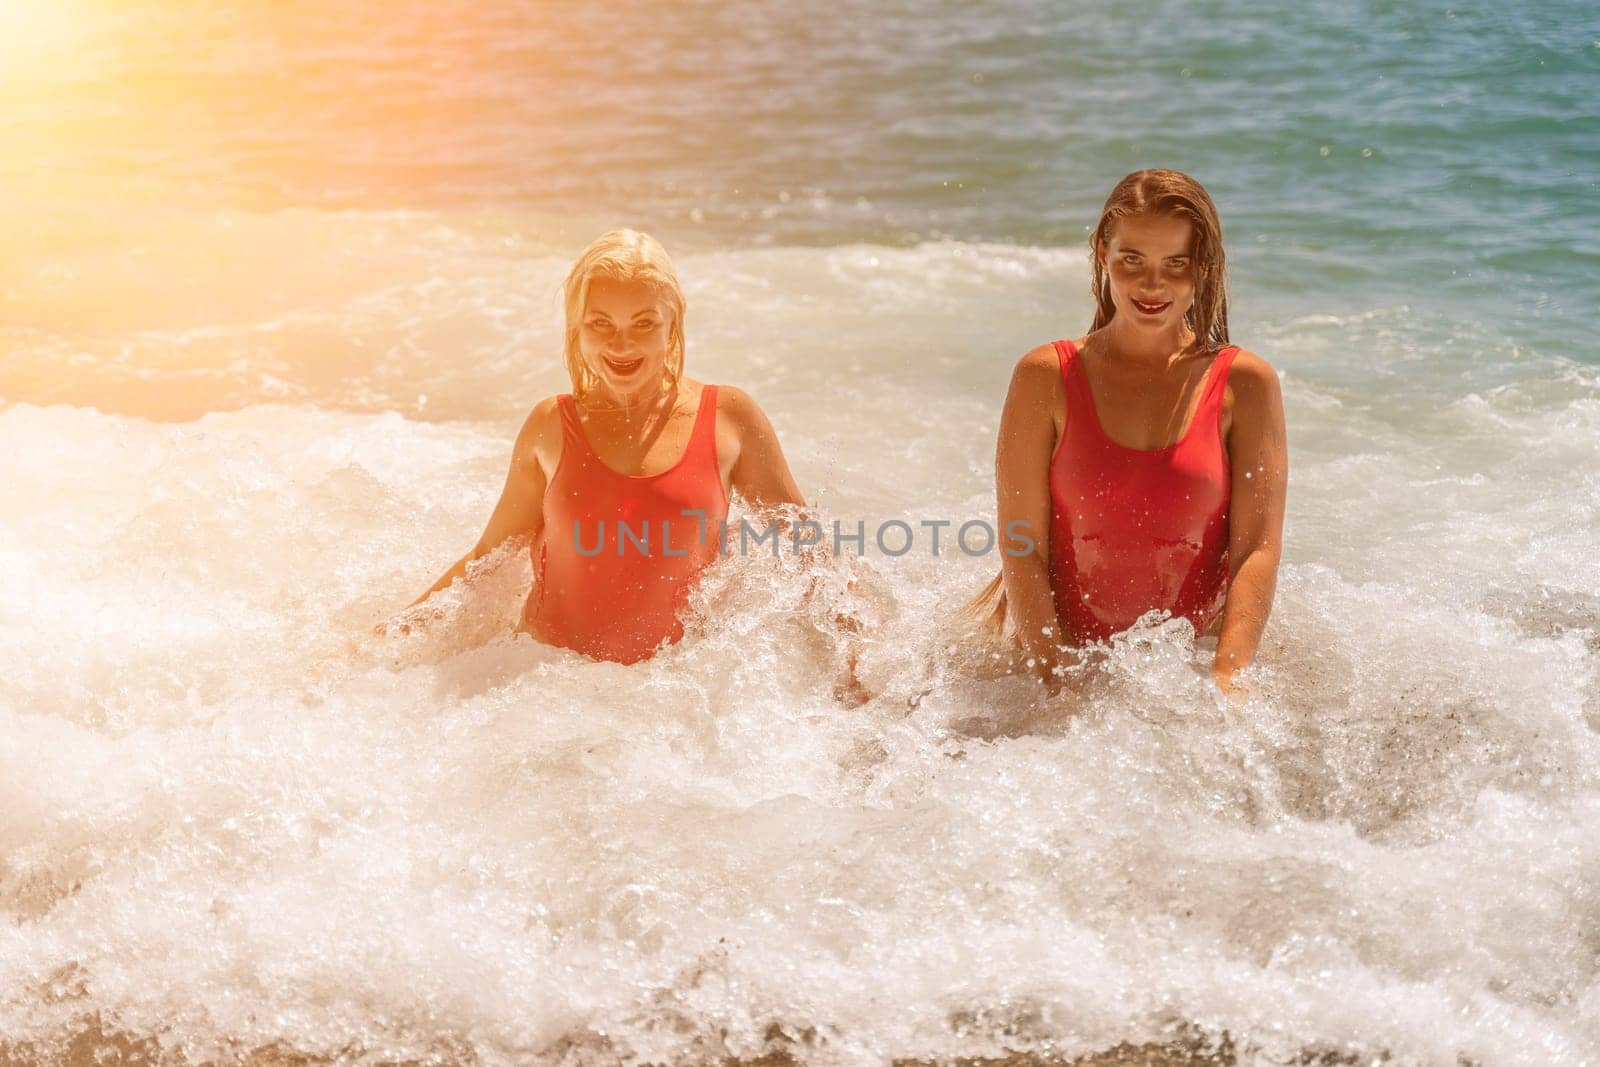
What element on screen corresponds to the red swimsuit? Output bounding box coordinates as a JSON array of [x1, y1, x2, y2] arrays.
[[1047, 340, 1237, 644], [523, 385, 728, 664]]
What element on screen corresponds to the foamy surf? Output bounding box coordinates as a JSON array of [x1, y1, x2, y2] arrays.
[[6, 0, 1600, 1055], [3, 247, 1598, 1061]]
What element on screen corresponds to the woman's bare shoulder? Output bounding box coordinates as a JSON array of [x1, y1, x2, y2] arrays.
[[1223, 348, 1285, 429], [709, 383, 771, 430], [1008, 342, 1069, 402], [1225, 347, 1281, 393], [513, 394, 566, 465], [521, 393, 564, 432], [1015, 340, 1063, 371], [1227, 345, 1275, 372]]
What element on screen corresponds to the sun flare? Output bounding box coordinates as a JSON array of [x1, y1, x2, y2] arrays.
[[0, 0, 75, 40]]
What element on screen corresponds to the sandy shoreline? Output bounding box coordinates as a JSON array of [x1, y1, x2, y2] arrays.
[[0, 1016, 1387, 1067]]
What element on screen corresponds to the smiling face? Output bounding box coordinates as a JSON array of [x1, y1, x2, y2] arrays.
[[560, 229, 688, 401], [577, 276, 675, 402], [1099, 212, 1197, 335]]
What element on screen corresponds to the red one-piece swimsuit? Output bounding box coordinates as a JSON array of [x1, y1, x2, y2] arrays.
[[524, 385, 728, 664], [1047, 340, 1238, 644]]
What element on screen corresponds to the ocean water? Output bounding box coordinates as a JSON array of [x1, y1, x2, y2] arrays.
[[2, 2, 1598, 1065]]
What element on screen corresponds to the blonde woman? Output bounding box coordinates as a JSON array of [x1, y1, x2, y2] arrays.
[[409, 229, 807, 664]]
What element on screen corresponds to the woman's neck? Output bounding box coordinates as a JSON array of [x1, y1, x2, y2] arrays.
[[582, 376, 678, 422], [1099, 318, 1196, 369]]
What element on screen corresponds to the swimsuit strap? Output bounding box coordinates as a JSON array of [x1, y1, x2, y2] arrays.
[[555, 392, 586, 446], [1051, 338, 1079, 387], [1201, 346, 1241, 407], [1052, 339, 1096, 439], [548, 394, 594, 477], [689, 384, 719, 465]]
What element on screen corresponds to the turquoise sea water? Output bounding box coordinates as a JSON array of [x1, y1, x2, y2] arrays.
[[2, 3, 1599, 1065], [7, 0, 1595, 347]]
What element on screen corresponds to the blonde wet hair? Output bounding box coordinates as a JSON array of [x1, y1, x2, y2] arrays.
[[562, 229, 687, 397]]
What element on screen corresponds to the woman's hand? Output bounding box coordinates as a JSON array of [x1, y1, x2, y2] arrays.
[[1212, 661, 1238, 693], [833, 655, 874, 707], [1212, 658, 1252, 709], [406, 400, 553, 613], [371, 604, 432, 640], [719, 387, 877, 705], [1211, 349, 1287, 689], [995, 346, 1068, 680]]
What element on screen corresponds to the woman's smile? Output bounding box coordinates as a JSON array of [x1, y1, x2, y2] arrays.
[[603, 354, 644, 376]]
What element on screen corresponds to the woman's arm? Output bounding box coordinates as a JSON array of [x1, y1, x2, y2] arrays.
[[720, 386, 872, 703], [721, 386, 807, 511], [996, 345, 1066, 685], [407, 399, 555, 610], [1213, 350, 1288, 693]]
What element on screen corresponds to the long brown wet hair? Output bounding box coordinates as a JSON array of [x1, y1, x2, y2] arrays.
[[964, 169, 1230, 634], [1090, 168, 1230, 353]]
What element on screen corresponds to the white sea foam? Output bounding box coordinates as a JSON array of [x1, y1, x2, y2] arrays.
[[2, 231, 1598, 1065]]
